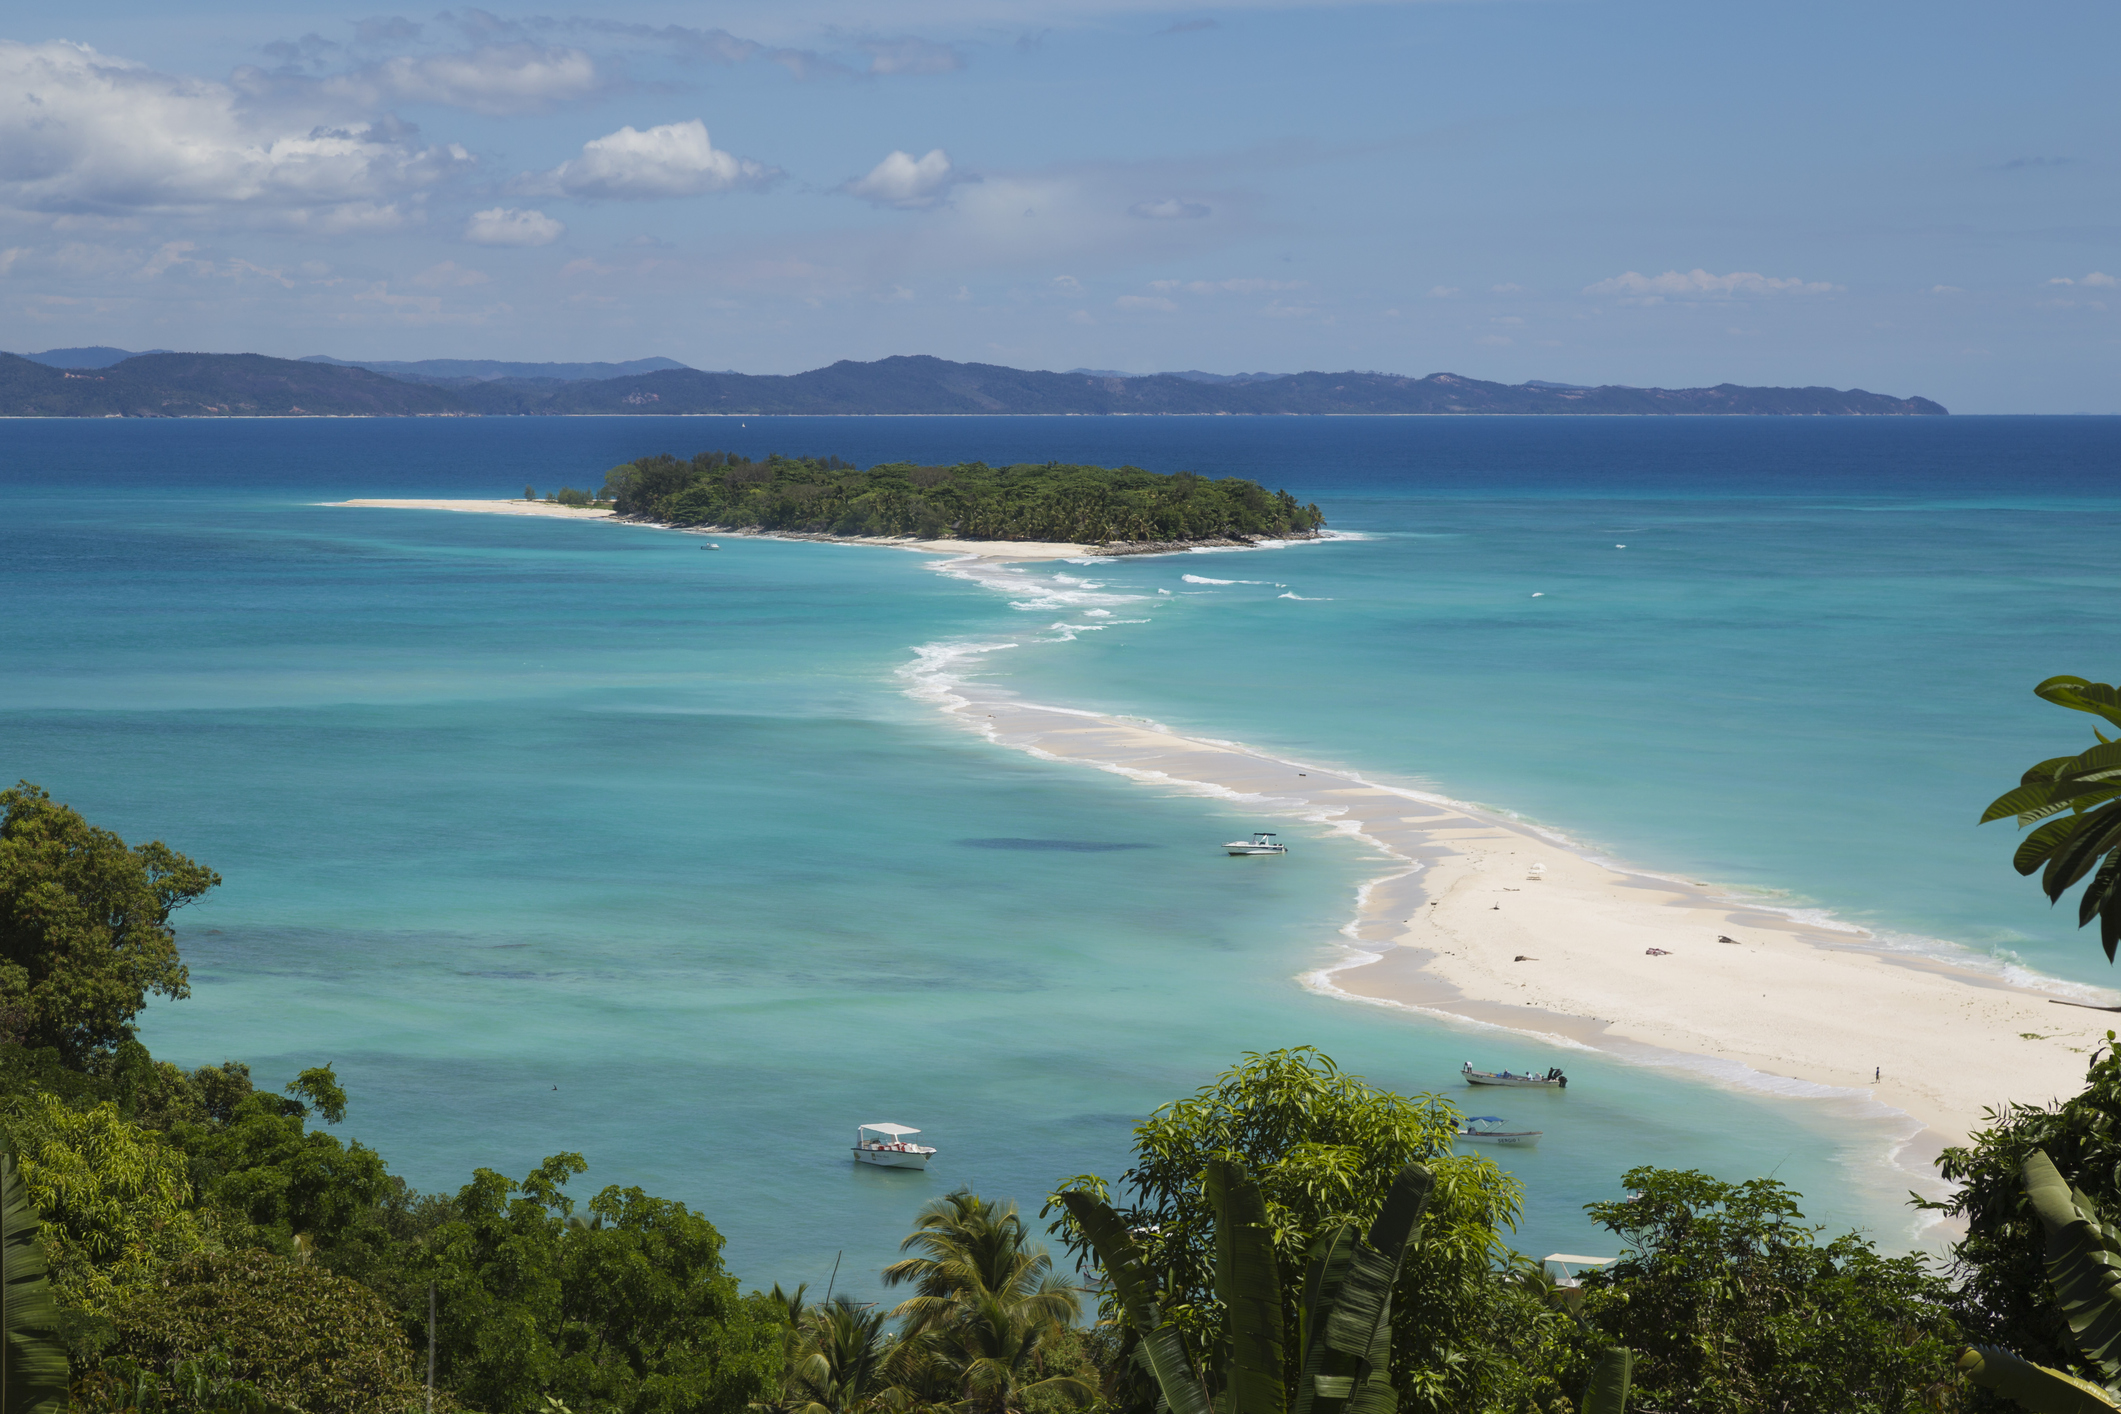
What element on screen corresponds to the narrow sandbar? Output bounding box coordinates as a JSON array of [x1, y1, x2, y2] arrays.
[[326, 499, 1092, 560], [906, 649, 2111, 1156]]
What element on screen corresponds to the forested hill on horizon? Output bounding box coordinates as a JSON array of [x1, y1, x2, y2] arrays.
[[0, 349, 1949, 418]]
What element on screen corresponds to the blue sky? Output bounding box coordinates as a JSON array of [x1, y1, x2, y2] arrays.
[[2, 0, 2114, 410]]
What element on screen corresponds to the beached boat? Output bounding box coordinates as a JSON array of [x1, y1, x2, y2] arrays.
[[1462, 1061, 1568, 1089], [1456, 1116, 1542, 1147], [1225, 831, 1288, 856], [852, 1122, 936, 1169]]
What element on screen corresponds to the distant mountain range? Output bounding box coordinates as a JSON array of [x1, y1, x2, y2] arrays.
[[0, 349, 1949, 417]]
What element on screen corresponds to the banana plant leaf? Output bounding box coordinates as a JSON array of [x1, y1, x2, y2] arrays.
[[1057, 1189, 1215, 1414], [2026, 1150, 2121, 1378], [0, 1152, 68, 1414], [1294, 1164, 1432, 1414], [1580, 1347, 1634, 1414], [1959, 1345, 2121, 1414], [1293, 1224, 1361, 1414], [1058, 1190, 1163, 1334], [1205, 1159, 1286, 1414]]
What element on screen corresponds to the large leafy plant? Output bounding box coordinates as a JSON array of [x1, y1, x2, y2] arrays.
[[1982, 677, 2121, 959], [1961, 1150, 2121, 1412]]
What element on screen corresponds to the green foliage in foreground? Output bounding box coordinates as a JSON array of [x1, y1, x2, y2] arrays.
[[1983, 676, 2121, 960], [0, 1149, 72, 1414], [1046, 1048, 1547, 1414], [1957, 1149, 2121, 1413], [0, 783, 218, 1066], [1933, 1037, 2121, 1382], [602, 452, 1325, 544], [1059, 1155, 1436, 1414], [1575, 1167, 1959, 1413]]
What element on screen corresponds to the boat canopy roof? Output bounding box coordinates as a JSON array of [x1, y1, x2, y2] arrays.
[[1467, 1116, 1505, 1123], [859, 1122, 922, 1136], [1543, 1254, 1616, 1267]]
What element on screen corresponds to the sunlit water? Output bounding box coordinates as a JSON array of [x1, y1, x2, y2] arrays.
[[5, 415, 2118, 1298]]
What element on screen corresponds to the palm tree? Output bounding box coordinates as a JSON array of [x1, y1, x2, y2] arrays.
[[881, 1191, 1088, 1414], [786, 1298, 898, 1414]]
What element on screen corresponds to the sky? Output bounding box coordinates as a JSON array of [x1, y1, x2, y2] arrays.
[[1, 0, 2115, 411]]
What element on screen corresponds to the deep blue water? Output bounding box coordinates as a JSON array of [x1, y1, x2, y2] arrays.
[[4, 414, 2117, 1296]]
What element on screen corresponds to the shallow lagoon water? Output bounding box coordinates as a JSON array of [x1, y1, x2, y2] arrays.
[[5, 415, 2119, 1299]]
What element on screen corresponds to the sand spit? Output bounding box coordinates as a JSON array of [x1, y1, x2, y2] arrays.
[[906, 655, 2111, 1155], [325, 499, 1327, 562]]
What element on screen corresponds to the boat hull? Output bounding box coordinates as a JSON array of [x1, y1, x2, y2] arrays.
[[1457, 1131, 1543, 1147], [853, 1147, 933, 1169], [1225, 846, 1288, 856], [1463, 1075, 1563, 1088]]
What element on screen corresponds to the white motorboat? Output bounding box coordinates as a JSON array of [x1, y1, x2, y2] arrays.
[[1456, 1116, 1542, 1147], [852, 1122, 936, 1169], [1462, 1061, 1568, 1089], [1225, 831, 1288, 856]]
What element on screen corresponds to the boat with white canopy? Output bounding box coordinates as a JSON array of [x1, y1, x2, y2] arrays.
[[1225, 832, 1288, 856], [852, 1122, 936, 1169]]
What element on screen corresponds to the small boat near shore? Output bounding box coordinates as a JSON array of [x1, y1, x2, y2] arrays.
[[852, 1122, 936, 1169], [1225, 831, 1288, 856], [1456, 1116, 1542, 1147], [1462, 1061, 1568, 1089]]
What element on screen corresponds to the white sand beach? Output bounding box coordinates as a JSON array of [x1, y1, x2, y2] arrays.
[[327, 499, 1092, 560], [908, 662, 2112, 1156]]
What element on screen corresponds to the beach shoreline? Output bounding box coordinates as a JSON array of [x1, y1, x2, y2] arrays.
[[896, 563, 2113, 1193], [343, 493, 2105, 1216], [326, 498, 1323, 561]]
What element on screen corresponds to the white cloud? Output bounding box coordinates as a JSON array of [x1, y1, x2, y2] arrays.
[[1114, 294, 1178, 312], [1491, 282, 1527, 293], [530, 120, 778, 199], [1584, 268, 1841, 298], [2049, 277, 2076, 286], [0, 40, 471, 217], [465, 207, 563, 246], [846, 149, 956, 209], [1129, 198, 1210, 219], [238, 44, 607, 118], [1426, 285, 1459, 297], [2085, 272, 2117, 287]]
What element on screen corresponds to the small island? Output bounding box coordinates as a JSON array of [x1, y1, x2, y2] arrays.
[[601, 451, 1327, 550]]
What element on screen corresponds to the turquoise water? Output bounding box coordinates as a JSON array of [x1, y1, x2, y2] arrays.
[[5, 416, 2119, 1298]]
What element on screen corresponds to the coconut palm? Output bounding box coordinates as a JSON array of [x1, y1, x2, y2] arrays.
[[786, 1297, 899, 1414], [882, 1192, 1079, 1338], [881, 1191, 1088, 1414]]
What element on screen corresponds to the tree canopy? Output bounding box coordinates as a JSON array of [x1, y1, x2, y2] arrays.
[[0, 783, 217, 1065], [1045, 1047, 1534, 1414], [602, 454, 1326, 545]]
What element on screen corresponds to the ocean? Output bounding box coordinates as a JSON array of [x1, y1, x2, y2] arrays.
[[4, 413, 2118, 1298]]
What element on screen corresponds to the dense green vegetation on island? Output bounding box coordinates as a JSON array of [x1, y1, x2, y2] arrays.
[[20, 667, 2121, 1411], [602, 453, 1325, 544]]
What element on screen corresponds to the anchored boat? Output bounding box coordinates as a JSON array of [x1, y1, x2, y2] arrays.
[[1462, 1061, 1568, 1089], [1225, 831, 1288, 856], [1456, 1116, 1542, 1147], [852, 1122, 936, 1169]]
